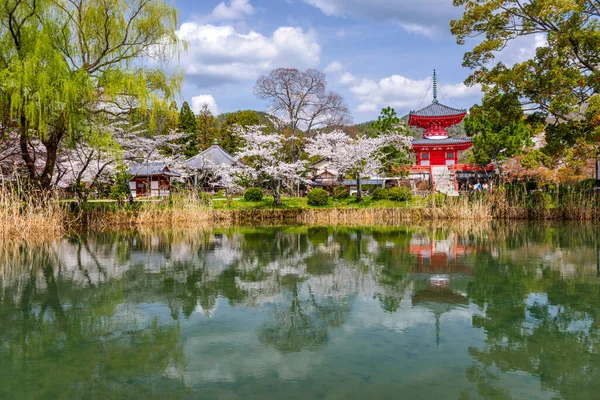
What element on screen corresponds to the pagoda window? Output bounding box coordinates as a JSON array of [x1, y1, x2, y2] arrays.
[[446, 152, 454, 159], [422, 153, 430, 160]]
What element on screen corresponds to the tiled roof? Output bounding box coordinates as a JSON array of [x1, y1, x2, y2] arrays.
[[126, 162, 180, 177], [410, 102, 466, 118], [186, 144, 238, 169], [412, 137, 472, 145]]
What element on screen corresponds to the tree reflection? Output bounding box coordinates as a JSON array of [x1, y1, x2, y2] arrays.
[[0, 248, 187, 399], [258, 276, 351, 353], [466, 251, 600, 399]]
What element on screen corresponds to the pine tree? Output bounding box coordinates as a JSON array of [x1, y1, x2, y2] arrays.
[[196, 105, 219, 151], [177, 101, 199, 157], [179, 102, 197, 133]]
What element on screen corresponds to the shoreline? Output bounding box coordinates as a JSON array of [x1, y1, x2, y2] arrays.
[[79, 206, 582, 228]]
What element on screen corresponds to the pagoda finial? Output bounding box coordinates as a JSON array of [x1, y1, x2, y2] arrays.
[[433, 70, 438, 103]]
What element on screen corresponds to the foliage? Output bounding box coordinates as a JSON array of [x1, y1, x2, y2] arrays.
[[388, 187, 412, 202], [464, 93, 541, 166], [451, 0, 600, 120], [109, 168, 132, 205], [307, 188, 329, 206], [521, 149, 552, 170], [371, 107, 401, 135], [371, 188, 389, 200], [218, 110, 261, 154], [178, 102, 197, 133], [332, 186, 350, 199], [452, 0, 600, 155], [0, 0, 180, 189], [244, 187, 264, 202], [196, 105, 219, 151], [177, 101, 198, 157], [528, 191, 554, 210], [370, 107, 412, 173]]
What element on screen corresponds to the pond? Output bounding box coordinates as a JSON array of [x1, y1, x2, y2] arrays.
[[1, 224, 599, 399]]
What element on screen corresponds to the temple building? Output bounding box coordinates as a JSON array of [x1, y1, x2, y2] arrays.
[[408, 71, 492, 195], [409, 71, 472, 167]]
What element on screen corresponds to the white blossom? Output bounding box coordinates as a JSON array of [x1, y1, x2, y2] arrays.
[[230, 125, 307, 204], [306, 129, 411, 200]]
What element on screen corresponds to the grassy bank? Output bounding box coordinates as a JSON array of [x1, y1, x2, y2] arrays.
[[3, 186, 600, 242]]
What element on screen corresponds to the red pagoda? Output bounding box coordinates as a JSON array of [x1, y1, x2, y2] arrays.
[[409, 71, 472, 167]]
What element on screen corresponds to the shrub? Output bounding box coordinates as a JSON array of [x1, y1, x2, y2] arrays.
[[371, 188, 389, 200], [577, 178, 597, 191], [307, 188, 329, 206], [528, 190, 553, 209], [244, 187, 264, 202], [332, 186, 350, 199], [215, 189, 226, 197], [110, 169, 132, 205], [388, 187, 412, 201]]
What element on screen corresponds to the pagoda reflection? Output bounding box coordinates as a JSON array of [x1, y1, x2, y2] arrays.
[[409, 232, 476, 275], [408, 231, 476, 345]]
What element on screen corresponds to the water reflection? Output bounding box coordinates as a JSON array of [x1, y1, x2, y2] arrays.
[[1, 224, 599, 398]]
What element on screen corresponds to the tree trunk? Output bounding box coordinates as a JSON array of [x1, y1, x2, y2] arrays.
[[19, 124, 36, 182], [39, 140, 59, 190], [273, 180, 282, 206], [356, 174, 362, 202]]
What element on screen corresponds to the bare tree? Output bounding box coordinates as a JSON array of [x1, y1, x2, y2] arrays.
[[254, 68, 352, 138]]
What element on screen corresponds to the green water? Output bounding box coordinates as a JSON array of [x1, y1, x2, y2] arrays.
[[1, 224, 600, 399]]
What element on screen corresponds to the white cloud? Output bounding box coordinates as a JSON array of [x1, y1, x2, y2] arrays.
[[400, 23, 436, 39], [324, 61, 344, 74], [209, 0, 254, 22], [177, 23, 321, 86], [302, 0, 460, 37], [328, 63, 481, 114], [192, 95, 220, 115]]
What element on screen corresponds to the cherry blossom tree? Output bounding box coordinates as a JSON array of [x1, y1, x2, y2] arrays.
[[231, 125, 307, 206], [306, 130, 411, 202]]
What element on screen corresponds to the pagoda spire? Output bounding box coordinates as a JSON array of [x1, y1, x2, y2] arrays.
[[433, 70, 438, 103]]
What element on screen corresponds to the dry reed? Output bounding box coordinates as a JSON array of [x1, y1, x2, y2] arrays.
[[0, 183, 67, 242]]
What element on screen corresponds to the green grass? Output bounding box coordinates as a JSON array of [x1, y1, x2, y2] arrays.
[[212, 196, 427, 210], [65, 195, 429, 212]]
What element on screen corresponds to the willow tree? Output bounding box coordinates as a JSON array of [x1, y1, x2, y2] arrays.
[[0, 0, 181, 189]]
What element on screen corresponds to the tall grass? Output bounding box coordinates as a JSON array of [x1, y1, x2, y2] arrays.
[[0, 183, 67, 242], [83, 188, 214, 229]]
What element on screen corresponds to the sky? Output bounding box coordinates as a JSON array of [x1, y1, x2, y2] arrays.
[[170, 0, 542, 123]]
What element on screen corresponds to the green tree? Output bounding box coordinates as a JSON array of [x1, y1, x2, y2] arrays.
[[371, 107, 411, 174], [177, 101, 198, 157], [464, 93, 541, 167], [451, 0, 600, 151], [218, 110, 261, 154], [196, 104, 219, 151], [371, 107, 401, 135], [0, 0, 180, 189], [178, 101, 196, 133]]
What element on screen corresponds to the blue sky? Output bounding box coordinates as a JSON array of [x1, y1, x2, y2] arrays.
[[171, 0, 540, 123]]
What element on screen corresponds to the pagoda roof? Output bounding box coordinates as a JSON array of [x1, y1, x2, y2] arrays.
[[410, 102, 466, 119], [412, 137, 472, 146]]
